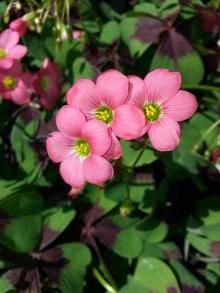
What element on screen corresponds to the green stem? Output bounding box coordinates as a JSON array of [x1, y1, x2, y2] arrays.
[[131, 141, 148, 169], [194, 118, 220, 150], [183, 84, 220, 93], [93, 268, 117, 293]]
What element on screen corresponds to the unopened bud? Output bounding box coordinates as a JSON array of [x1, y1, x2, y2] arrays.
[[120, 198, 135, 217]]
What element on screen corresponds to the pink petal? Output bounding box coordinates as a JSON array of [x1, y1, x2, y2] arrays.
[[60, 155, 85, 188], [10, 80, 30, 105], [128, 75, 148, 107], [163, 90, 198, 122], [148, 115, 180, 151], [104, 131, 122, 160], [144, 69, 181, 103], [83, 154, 113, 186], [96, 69, 129, 108], [81, 120, 111, 156], [67, 79, 98, 116], [0, 29, 19, 49], [9, 18, 28, 37], [111, 104, 145, 140], [7, 45, 27, 59], [56, 105, 86, 138], [0, 58, 13, 69], [46, 132, 72, 163]]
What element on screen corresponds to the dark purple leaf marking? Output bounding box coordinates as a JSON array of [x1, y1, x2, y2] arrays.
[[157, 28, 194, 68], [209, 241, 220, 257], [135, 16, 167, 43]]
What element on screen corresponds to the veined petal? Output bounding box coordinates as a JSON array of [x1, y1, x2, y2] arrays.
[[144, 68, 181, 103], [112, 104, 145, 140], [0, 29, 19, 50], [56, 105, 86, 138], [81, 120, 111, 156], [148, 115, 180, 151], [46, 132, 72, 163], [96, 69, 129, 108], [67, 79, 98, 116], [163, 90, 197, 121], [128, 75, 148, 107], [7, 45, 27, 59], [83, 154, 113, 186], [60, 155, 85, 188], [104, 131, 122, 160]]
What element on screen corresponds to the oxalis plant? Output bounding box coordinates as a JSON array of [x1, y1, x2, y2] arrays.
[[0, 0, 219, 292]]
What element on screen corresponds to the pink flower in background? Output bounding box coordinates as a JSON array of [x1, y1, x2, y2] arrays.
[[9, 18, 28, 37], [0, 62, 32, 105], [32, 58, 61, 110], [67, 69, 145, 159], [72, 30, 83, 40], [128, 69, 197, 151], [46, 106, 113, 188], [0, 29, 27, 69]]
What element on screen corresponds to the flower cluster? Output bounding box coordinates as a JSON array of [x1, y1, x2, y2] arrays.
[[46, 69, 197, 191], [0, 22, 61, 108]]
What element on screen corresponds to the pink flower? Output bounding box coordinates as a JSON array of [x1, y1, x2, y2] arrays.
[[32, 58, 61, 110], [9, 18, 28, 37], [128, 69, 198, 151], [67, 70, 145, 159], [72, 30, 83, 40], [46, 105, 113, 188], [0, 29, 27, 69], [0, 62, 32, 105]]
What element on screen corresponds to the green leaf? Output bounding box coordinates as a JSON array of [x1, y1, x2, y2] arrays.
[[120, 17, 151, 58], [10, 117, 39, 174], [201, 223, 220, 241], [170, 260, 204, 292], [40, 206, 76, 249], [150, 29, 204, 85], [72, 57, 95, 81], [112, 228, 142, 259], [57, 243, 91, 293], [122, 141, 157, 167], [100, 20, 120, 44], [187, 233, 217, 257], [0, 274, 15, 292], [0, 214, 41, 253], [134, 257, 180, 292], [139, 219, 168, 243], [0, 190, 44, 217], [196, 197, 220, 225], [119, 279, 151, 293]]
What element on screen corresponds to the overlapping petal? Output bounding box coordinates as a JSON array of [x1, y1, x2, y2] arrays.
[[144, 69, 181, 103], [60, 155, 85, 188], [163, 90, 197, 121], [83, 154, 113, 185], [148, 116, 180, 151], [56, 105, 86, 138], [112, 104, 145, 140], [81, 119, 111, 156], [96, 70, 129, 108], [46, 132, 72, 163]]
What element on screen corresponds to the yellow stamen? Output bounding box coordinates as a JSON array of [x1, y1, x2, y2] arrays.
[[95, 106, 113, 124], [143, 103, 161, 121], [74, 139, 90, 157], [0, 48, 6, 59], [3, 75, 17, 90]]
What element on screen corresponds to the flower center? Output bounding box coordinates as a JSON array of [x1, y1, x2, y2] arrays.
[[74, 139, 90, 158], [95, 106, 113, 124], [2, 75, 17, 90], [143, 102, 161, 122], [0, 48, 6, 59], [40, 76, 49, 90]]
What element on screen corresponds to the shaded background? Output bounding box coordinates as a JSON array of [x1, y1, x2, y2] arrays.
[[0, 0, 220, 292]]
